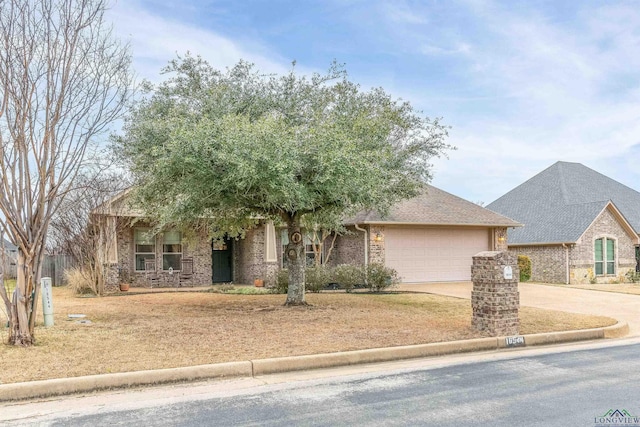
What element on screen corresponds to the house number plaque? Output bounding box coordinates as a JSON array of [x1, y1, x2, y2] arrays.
[[290, 232, 302, 244]]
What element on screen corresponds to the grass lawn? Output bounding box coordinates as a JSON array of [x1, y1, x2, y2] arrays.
[[0, 286, 616, 384], [2, 279, 16, 295]]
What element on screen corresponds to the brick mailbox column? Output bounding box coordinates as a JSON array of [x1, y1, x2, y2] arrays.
[[471, 251, 520, 336]]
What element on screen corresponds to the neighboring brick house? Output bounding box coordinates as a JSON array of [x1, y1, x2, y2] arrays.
[[95, 184, 521, 291], [487, 161, 640, 284]]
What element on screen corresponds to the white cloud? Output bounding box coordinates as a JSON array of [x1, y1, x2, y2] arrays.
[[420, 43, 471, 56], [106, 1, 290, 82], [428, 1, 640, 202], [381, 0, 429, 25]]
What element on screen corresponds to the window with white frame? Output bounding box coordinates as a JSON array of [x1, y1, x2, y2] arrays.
[[134, 228, 155, 271], [594, 237, 615, 276], [162, 230, 182, 271]]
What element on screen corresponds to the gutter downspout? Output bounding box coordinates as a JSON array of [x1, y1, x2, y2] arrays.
[[562, 243, 569, 284], [354, 224, 368, 268]]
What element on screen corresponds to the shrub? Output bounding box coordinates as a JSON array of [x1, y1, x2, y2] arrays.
[[625, 269, 640, 283], [517, 255, 531, 282], [332, 264, 365, 292], [305, 266, 331, 293], [273, 269, 289, 294], [65, 267, 97, 295], [366, 263, 400, 292]]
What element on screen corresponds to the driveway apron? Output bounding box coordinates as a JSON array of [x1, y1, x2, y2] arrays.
[[397, 282, 640, 337]]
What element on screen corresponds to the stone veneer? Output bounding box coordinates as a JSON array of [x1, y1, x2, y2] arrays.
[[493, 227, 509, 251], [368, 225, 386, 265], [471, 251, 519, 336]]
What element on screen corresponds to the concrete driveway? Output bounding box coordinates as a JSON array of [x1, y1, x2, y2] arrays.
[[396, 282, 640, 337]]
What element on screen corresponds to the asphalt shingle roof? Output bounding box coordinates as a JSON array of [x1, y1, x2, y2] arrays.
[[486, 161, 640, 244], [349, 184, 522, 227]]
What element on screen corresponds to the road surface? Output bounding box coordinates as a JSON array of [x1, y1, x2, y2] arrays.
[[3, 338, 640, 426]]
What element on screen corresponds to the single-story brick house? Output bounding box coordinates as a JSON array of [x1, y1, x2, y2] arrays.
[[95, 185, 520, 291], [486, 161, 640, 284]]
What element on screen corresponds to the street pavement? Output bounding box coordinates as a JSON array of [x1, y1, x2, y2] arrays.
[[3, 339, 640, 426], [397, 281, 640, 336]]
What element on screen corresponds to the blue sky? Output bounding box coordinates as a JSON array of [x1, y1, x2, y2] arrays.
[[107, 0, 640, 204]]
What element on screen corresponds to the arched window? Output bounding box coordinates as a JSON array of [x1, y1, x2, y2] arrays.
[[594, 238, 615, 276]]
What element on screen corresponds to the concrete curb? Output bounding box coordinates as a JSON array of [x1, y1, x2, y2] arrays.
[[0, 361, 252, 402], [0, 321, 628, 402]]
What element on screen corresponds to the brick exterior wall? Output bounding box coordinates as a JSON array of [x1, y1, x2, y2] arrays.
[[509, 207, 638, 285], [234, 225, 278, 285], [333, 226, 366, 266], [509, 245, 567, 284], [105, 219, 214, 290], [471, 251, 519, 336]]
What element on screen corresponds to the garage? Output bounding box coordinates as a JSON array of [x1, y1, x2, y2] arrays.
[[384, 226, 490, 283]]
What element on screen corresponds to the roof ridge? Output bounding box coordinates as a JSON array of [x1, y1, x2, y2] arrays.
[[557, 162, 570, 204]]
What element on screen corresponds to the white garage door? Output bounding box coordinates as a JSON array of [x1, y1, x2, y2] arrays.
[[384, 227, 489, 283]]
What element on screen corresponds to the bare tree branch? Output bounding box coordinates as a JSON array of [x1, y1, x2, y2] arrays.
[[0, 0, 133, 345]]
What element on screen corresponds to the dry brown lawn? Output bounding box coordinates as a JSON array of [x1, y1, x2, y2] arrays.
[[0, 287, 615, 384]]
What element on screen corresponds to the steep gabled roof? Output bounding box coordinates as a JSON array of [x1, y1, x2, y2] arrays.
[[349, 184, 522, 227], [486, 161, 640, 244], [91, 187, 142, 217]]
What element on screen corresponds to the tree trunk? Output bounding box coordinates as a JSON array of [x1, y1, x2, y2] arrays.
[[285, 214, 307, 306], [10, 250, 35, 346]]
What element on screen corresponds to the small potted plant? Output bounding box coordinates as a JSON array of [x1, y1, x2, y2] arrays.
[[118, 267, 131, 292]]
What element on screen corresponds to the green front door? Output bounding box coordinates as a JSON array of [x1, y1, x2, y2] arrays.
[[212, 238, 233, 283]]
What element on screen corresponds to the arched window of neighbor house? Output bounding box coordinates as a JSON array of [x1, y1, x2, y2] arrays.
[[594, 237, 615, 276]]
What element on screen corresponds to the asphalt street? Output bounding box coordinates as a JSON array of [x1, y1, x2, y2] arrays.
[[5, 339, 640, 427]]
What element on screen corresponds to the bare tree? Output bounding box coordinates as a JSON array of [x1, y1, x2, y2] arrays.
[[0, 0, 133, 345], [47, 168, 130, 295]]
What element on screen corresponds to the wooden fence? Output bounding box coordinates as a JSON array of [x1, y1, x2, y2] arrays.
[[2, 254, 16, 279], [42, 254, 77, 287]]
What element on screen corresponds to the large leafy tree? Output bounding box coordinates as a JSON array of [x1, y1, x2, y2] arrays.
[[115, 56, 450, 305]]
